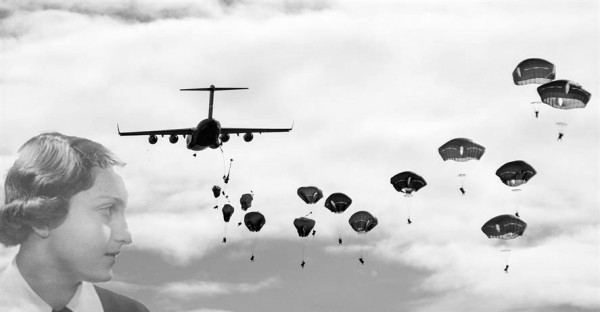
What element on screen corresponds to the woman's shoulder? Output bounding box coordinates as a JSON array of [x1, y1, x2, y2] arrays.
[[94, 285, 150, 312]]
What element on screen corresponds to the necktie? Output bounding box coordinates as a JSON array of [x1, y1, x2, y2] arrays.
[[52, 307, 73, 312]]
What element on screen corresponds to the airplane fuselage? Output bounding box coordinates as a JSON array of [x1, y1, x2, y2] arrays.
[[187, 118, 222, 151], [117, 85, 291, 152]]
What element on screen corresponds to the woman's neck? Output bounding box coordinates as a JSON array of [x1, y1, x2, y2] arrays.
[[16, 242, 81, 309]]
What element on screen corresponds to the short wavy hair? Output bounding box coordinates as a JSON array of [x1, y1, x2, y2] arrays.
[[0, 132, 125, 246]]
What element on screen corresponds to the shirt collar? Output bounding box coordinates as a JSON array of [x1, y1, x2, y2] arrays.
[[0, 257, 104, 312]]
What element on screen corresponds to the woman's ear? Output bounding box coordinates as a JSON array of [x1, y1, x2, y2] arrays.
[[31, 224, 50, 239]]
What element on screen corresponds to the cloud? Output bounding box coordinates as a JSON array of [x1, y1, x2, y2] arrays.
[[374, 214, 600, 311], [126, 210, 225, 265], [1, 1, 222, 26], [0, 0, 331, 35], [159, 276, 281, 299], [101, 279, 153, 293]]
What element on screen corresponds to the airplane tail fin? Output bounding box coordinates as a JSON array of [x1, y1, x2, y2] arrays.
[[180, 85, 248, 119]]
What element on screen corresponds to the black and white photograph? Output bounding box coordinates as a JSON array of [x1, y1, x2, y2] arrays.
[[1, 1, 598, 312]]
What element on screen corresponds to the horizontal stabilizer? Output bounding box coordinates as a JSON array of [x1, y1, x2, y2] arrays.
[[180, 87, 248, 91]]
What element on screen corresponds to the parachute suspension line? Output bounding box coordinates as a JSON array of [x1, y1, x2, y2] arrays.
[[337, 216, 344, 244], [512, 188, 522, 216], [404, 194, 413, 224], [219, 148, 228, 190], [219, 147, 234, 197], [555, 121, 568, 141], [501, 249, 511, 273], [255, 233, 259, 257], [457, 173, 467, 195], [501, 249, 511, 264], [301, 237, 307, 261], [223, 158, 233, 185], [250, 234, 258, 262], [531, 101, 541, 119], [458, 173, 466, 187], [220, 146, 227, 177], [219, 145, 233, 186], [359, 233, 366, 262]]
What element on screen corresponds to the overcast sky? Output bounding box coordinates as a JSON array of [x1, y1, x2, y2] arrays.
[[1, 1, 599, 311]]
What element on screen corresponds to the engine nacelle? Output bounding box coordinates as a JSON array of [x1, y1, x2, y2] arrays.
[[220, 133, 230, 143], [243, 132, 254, 142], [169, 135, 179, 144], [148, 134, 158, 144]]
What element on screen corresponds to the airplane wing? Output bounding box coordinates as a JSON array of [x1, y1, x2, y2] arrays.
[[221, 123, 293, 135], [117, 124, 194, 136]]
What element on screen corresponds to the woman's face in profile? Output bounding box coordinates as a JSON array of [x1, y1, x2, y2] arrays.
[[45, 167, 132, 283]]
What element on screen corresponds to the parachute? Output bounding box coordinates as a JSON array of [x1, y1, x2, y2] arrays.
[[222, 158, 233, 184], [240, 192, 254, 211], [293, 217, 316, 268], [221, 204, 235, 243], [495, 161, 536, 216], [555, 122, 568, 141], [482, 214, 527, 272], [211, 185, 224, 209], [348, 211, 378, 234], [495, 161, 537, 187], [222, 204, 234, 222], [324, 193, 352, 213], [512, 58, 555, 85], [391, 171, 426, 224], [212, 185, 221, 198], [297, 186, 324, 204], [537, 80, 591, 109], [439, 138, 485, 194], [294, 217, 316, 237], [244, 211, 266, 232], [530, 101, 542, 119], [348, 211, 378, 265], [438, 138, 485, 162], [324, 192, 352, 245], [390, 171, 427, 195], [537, 80, 589, 140], [244, 211, 266, 262], [481, 214, 527, 240], [237, 191, 254, 226]]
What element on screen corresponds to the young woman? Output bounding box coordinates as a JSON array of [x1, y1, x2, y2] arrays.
[[0, 132, 149, 312]]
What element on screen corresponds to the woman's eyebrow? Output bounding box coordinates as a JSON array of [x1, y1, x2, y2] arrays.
[[94, 195, 126, 205]]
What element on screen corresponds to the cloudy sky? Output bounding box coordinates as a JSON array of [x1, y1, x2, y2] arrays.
[[1, 1, 599, 311]]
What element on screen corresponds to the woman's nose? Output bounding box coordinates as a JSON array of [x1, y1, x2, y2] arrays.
[[114, 216, 133, 245]]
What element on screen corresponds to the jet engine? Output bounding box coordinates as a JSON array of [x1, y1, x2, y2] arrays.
[[220, 133, 230, 143], [148, 134, 158, 144], [243, 132, 254, 142], [169, 134, 179, 144]]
